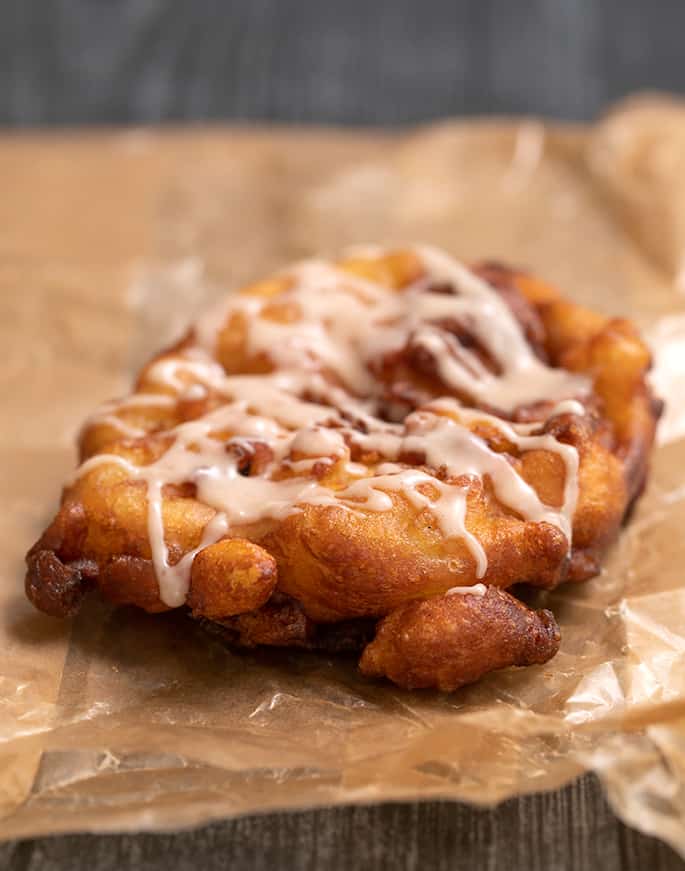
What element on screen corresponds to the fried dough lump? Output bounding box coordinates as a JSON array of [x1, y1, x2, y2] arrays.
[[26, 246, 661, 690]]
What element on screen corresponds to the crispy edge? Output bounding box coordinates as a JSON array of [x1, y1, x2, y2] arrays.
[[359, 586, 561, 691]]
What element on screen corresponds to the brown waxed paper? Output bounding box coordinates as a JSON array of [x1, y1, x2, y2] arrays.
[[2, 95, 685, 849]]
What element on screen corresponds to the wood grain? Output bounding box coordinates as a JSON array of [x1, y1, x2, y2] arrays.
[[0, 775, 682, 870], [0, 0, 684, 126]]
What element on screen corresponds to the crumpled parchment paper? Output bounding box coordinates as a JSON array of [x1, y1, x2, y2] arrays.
[[2, 95, 685, 851]]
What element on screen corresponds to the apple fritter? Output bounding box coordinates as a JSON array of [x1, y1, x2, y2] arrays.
[[25, 246, 661, 690]]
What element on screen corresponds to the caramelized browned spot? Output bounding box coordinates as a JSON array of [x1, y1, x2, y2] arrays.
[[359, 586, 560, 691]]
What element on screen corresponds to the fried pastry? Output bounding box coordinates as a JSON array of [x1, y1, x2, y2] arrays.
[[25, 246, 661, 690]]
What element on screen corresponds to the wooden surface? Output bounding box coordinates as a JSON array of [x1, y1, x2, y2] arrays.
[[0, 777, 682, 870], [1, 1, 685, 868], [0, 0, 684, 126]]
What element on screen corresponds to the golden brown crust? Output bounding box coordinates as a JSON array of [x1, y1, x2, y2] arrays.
[[202, 593, 377, 654], [188, 539, 278, 620], [359, 587, 560, 691], [514, 272, 660, 487], [260, 501, 568, 623], [24, 249, 661, 691]]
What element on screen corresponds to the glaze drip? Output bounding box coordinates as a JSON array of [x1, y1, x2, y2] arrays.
[[78, 247, 589, 607]]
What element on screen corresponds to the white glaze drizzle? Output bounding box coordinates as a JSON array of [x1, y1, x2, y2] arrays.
[[446, 583, 488, 597], [76, 247, 590, 607]]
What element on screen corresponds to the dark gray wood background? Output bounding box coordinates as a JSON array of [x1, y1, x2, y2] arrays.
[[2, 1, 684, 868], [1, 0, 684, 126]]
